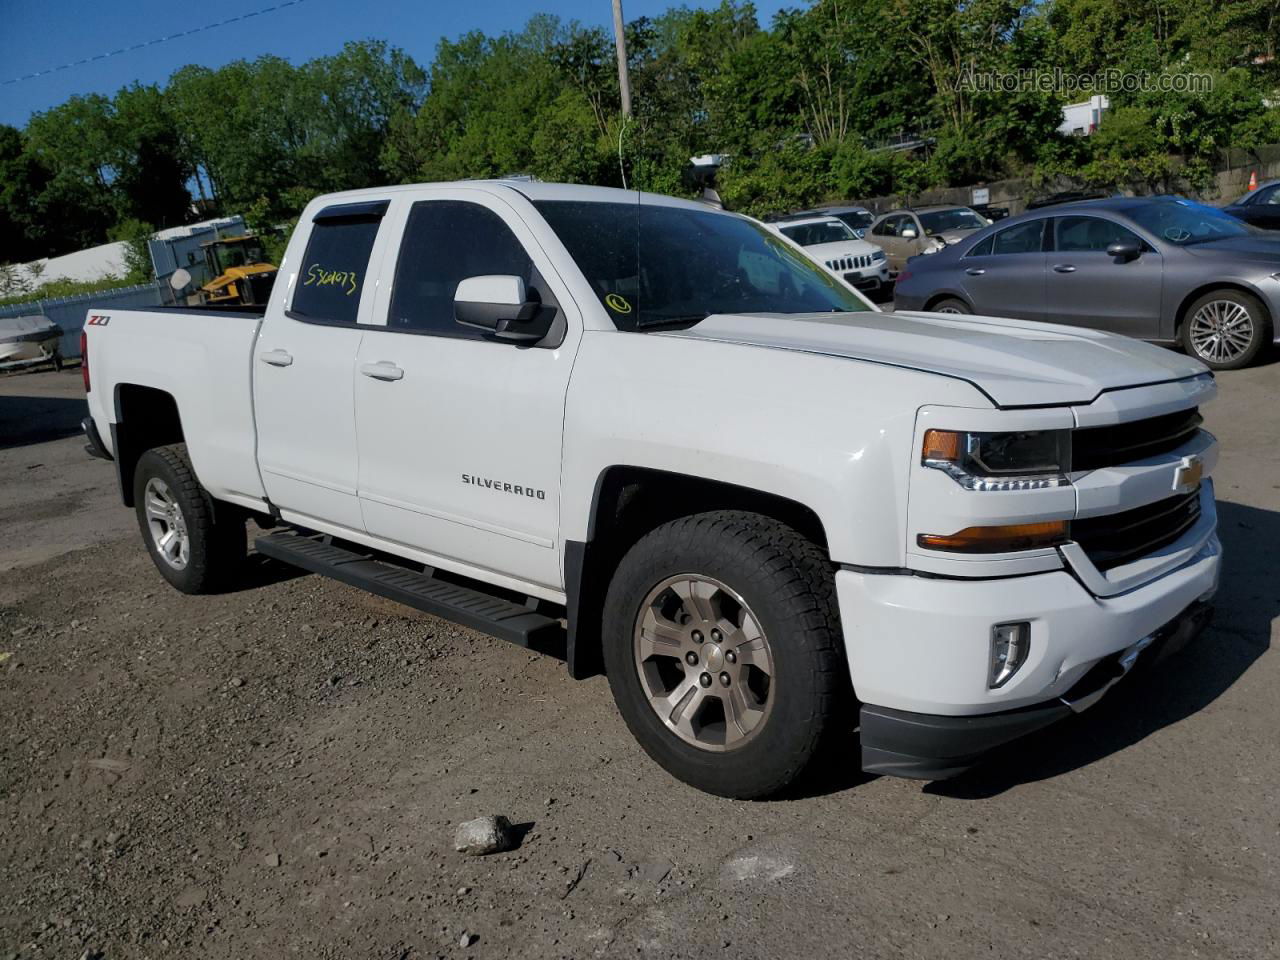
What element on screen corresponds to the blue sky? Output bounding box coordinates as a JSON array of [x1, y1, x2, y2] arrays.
[[0, 0, 794, 127]]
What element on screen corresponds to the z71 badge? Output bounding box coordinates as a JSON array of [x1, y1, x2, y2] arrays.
[[1172, 454, 1203, 494], [86, 314, 111, 326]]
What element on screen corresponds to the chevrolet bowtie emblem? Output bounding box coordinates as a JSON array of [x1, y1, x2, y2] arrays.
[[1172, 454, 1203, 494]]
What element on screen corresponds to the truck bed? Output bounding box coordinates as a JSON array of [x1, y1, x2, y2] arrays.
[[82, 306, 269, 512]]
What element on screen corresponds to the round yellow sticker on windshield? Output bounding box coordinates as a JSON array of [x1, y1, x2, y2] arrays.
[[605, 293, 632, 314]]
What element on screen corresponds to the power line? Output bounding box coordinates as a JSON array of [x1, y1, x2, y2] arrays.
[[2, 0, 309, 87]]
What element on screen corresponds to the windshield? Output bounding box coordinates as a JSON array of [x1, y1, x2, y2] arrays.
[[533, 200, 872, 330], [834, 210, 874, 230], [779, 220, 856, 247], [1127, 200, 1252, 245], [919, 208, 987, 235]]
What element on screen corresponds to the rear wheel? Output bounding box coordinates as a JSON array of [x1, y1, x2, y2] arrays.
[[929, 297, 971, 315], [133, 444, 245, 594], [602, 511, 848, 799], [1181, 289, 1271, 370]]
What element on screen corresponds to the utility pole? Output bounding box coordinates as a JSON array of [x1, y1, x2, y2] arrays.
[[612, 0, 632, 117]]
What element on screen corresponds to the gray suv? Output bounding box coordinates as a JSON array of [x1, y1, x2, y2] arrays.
[[893, 196, 1280, 369]]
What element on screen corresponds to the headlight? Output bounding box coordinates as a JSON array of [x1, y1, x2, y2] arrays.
[[922, 429, 1070, 491], [872, 249, 885, 261]]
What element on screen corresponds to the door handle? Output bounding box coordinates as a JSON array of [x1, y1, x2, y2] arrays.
[[359, 361, 404, 382], [1053, 264, 1077, 273], [965, 267, 986, 276], [259, 349, 293, 367]]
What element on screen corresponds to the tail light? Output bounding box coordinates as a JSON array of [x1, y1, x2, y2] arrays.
[[80, 331, 89, 392], [895, 270, 911, 285]]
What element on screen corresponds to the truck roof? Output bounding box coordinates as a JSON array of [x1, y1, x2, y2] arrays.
[[304, 180, 728, 215]]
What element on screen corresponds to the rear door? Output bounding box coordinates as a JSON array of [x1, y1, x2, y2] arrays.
[[957, 218, 1048, 320], [252, 200, 390, 531], [1045, 215, 1164, 338], [351, 189, 580, 594]]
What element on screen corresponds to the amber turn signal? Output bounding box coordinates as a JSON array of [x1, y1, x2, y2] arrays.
[[922, 429, 962, 462], [917, 520, 1069, 553]]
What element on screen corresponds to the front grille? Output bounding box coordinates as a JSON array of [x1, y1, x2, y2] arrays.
[[1073, 489, 1202, 570], [826, 254, 873, 271], [1072, 407, 1202, 471]]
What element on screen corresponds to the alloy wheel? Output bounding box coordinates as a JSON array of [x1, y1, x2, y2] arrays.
[[1189, 299, 1255, 365], [632, 574, 774, 752], [143, 477, 190, 570]]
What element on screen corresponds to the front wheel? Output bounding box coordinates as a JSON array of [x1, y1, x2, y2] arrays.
[[133, 444, 245, 594], [602, 511, 849, 799], [1181, 289, 1271, 370]]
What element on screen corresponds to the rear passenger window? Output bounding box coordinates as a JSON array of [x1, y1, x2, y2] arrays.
[[291, 210, 384, 324], [991, 219, 1045, 255], [966, 235, 994, 257], [388, 201, 544, 339]]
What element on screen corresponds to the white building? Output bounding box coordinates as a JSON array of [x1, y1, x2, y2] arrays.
[[1059, 95, 1110, 136]]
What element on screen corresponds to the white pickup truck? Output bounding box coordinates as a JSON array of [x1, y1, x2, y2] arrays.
[[81, 181, 1220, 798]]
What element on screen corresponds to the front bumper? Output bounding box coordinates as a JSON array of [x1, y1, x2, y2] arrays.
[[858, 601, 1213, 779]]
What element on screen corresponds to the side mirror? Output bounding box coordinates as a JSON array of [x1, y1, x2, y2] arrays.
[[1106, 240, 1141, 262], [454, 275, 548, 343], [900, 226, 919, 240]]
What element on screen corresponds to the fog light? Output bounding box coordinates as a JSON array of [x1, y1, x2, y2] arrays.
[[990, 621, 1030, 688]]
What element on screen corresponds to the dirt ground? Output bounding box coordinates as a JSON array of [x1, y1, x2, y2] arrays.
[[1, 363, 1277, 960]]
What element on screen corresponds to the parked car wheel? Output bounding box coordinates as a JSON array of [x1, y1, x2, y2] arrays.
[[602, 510, 848, 799], [1180, 289, 1271, 370], [133, 444, 245, 594], [929, 297, 971, 315]]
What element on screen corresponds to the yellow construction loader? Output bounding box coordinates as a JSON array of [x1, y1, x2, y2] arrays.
[[199, 235, 278, 306]]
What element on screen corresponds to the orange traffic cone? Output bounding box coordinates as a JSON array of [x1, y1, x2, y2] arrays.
[[1248, 170, 1258, 191]]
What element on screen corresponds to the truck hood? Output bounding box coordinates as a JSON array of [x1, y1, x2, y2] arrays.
[[657, 311, 1207, 407]]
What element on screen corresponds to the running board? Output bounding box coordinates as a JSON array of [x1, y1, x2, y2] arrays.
[[254, 531, 565, 656]]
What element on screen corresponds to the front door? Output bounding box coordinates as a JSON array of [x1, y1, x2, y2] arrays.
[[352, 191, 579, 594], [253, 201, 389, 531], [1046, 216, 1164, 338]]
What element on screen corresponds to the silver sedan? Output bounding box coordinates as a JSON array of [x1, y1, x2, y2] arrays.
[[893, 196, 1280, 369]]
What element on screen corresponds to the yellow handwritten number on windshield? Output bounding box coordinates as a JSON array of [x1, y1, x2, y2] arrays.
[[605, 293, 632, 313]]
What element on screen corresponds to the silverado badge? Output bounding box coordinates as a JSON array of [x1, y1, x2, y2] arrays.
[[1172, 454, 1203, 494]]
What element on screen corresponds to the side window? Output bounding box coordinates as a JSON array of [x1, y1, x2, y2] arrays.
[[991, 219, 1046, 255], [871, 217, 891, 237], [388, 201, 548, 339], [291, 209, 384, 324], [1257, 185, 1280, 205], [966, 235, 994, 257], [1056, 216, 1141, 253]]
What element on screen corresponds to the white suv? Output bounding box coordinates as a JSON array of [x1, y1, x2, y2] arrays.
[[766, 214, 890, 299]]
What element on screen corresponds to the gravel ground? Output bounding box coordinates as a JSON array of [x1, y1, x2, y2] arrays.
[[1, 363, 1278, 960]]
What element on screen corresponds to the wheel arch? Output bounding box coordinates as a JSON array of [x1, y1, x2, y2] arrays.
[[923, 291, 971, 312], [1174, 281, 1274, 336], [112, 383, 185, 507], [563, 464, 830, 679]]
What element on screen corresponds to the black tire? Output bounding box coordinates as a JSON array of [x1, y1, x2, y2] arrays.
[[928, 297, 971, 315], [1180, 289, 1271, 370], [602, 511, 849, 799], [132, 444, 245, 594]]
